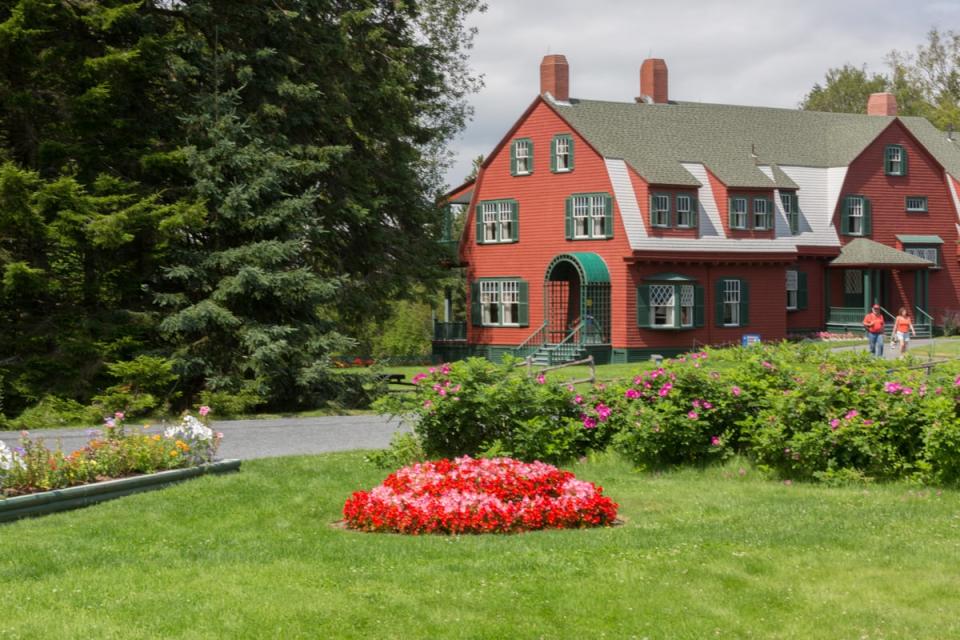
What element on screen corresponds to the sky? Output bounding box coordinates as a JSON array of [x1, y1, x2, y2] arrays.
[[443, 0, 960, 188]]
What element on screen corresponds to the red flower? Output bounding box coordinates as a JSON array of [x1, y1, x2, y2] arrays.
[[342, 457, 618, 535]]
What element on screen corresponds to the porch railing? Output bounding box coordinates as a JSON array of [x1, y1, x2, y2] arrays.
[[827, 307, 866, 325], [433, 321, 466, 342], [513, 322, 547, 358]]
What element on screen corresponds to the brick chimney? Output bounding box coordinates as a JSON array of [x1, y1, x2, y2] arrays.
[[540, 54, 569, 101], [867, 92, 898, 116], [639, 58, 669, 104]]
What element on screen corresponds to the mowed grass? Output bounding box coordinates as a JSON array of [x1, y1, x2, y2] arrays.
[[2, 452, 960, 639]]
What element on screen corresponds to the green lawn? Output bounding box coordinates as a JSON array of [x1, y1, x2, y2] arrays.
[[3, 452, 959, 639]]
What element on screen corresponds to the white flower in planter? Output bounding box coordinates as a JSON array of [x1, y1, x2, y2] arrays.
[[0, 440, 24, 476], [164, 415, 214, 442]]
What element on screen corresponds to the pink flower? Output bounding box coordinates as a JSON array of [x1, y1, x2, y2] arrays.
[[687, 411, 699, 420], [438, 388, 447, 396], [903, 387, 913, 395], [731, 386, 741, 397], [844, 409, 858, 420], [624, 388, 640, 399], [198, 406, 211, 417], [596, 404, 612, 421], [830, 418, 840, 429], [423, 400, 433, 408], [573, 395, 583, 405], [412, 373, 428, 385], [762, 361, 773, 369], [692, 399, 701, 408], [863, 419, 874, 425], [703, 401, 713, 409], [114, 412, 125, 420], [710, 436, 720, 446], [582, 415, 597, 429], [536, 373, 546, 384]]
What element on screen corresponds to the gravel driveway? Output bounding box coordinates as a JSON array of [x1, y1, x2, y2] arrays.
[[0, 414, 406, 461]]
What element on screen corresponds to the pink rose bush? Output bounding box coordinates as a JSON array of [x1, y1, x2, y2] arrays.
[[343, 456, 618, 534]]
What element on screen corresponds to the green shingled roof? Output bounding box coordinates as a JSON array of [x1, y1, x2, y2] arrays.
[[829, 238, 932, 268], [553, 98, 960, 188]]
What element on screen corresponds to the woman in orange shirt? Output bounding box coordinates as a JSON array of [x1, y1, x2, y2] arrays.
[[894, 307, 916, 356]]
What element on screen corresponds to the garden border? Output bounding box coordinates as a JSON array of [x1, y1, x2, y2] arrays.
[[0, 459, 241, 523]]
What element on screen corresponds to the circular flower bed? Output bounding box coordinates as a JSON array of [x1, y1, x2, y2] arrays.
[[342, 456, 618, 534]]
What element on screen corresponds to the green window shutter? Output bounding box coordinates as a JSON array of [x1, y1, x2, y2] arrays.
[[636, 285, 651, 328], [727, 197, 733, 229], [550, 136, 558, 172], [666, 194, 673, 227], [510, 200, 519, 243], [517, 280, 529, 326], [691, 197, 699, 229], [470, 282, 482, 326], [840, 197, 850, 235], [694, 285, 705, 327], [766, 198, 774, 229], [528, 140, 534, 175], [797, 272, 808, 310], [604, 194, 614, 239], [649, 194, 656, 227], [901, 145, 908, 175], [715, 280, 725, 327], [790, 194, 800, 234], [739, 279, 750, 326], [509, 141, 517, 176], [475, 204, 485, 244], [568, 136, 575, 171], [863, 198, 872, 236], [565, 197, 573, 239]]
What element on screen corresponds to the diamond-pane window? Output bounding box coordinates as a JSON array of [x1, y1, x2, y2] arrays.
[[650, 284, 675, 327]]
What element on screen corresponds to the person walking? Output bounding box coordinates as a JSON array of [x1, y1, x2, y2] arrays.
[[893, 307, 916, 356], [862, 304, 885, 357]]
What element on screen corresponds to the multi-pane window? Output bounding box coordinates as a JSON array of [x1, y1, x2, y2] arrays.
[[845, 196, 864, 235], [753, 198, 772, 230], [638, 280, 702, 329], [730, 197, 748, 229], [480, 281, 500, 325], [479, 200, 516, 243], [553, 135, 573, 172], [475, 280, 526, 326], [567, 193, 612, 239], [650, 285, 675, 326], [651, 194, 670, 227], [679, 284, 695, 327], [781, 192, 799, 235], [844, 269, 863, 295], [906, 196, 928, 212], [514, 139, 531, 175], [885, 144, 906, 176], [905, 247, 939, 267], [676, 196, 694, 228], [786, 270, 798, 310], [722, 279, 741, 326]]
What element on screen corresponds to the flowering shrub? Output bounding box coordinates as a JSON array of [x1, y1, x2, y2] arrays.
[[342, 456, 618, 534], [374, 358, 612, 464], [1, 409, 222, 496]]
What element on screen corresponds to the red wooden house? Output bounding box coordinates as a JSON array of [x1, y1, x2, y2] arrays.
[[435, 55, 960, 364]]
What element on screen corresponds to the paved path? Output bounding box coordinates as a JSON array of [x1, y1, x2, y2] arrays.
[[0, 414, 405, 461], [830, 336, 943, 361]]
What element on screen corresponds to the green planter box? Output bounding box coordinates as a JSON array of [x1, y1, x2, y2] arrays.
[[0, 459, 241, 523]]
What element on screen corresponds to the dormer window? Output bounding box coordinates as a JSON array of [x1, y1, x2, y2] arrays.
[[551, 134, 574, 172], [511, 138, 533, 176], [753, 197, 772, 230], [885, 144, 907, 176], [730, 197, 748, 229], [781, 192, 800, 235]]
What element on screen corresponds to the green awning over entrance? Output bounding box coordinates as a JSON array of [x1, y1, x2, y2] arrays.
[[829, 238, 932, 269], [552, 252, 611, 284]]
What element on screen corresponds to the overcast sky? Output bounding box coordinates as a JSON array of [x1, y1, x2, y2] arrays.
[[443, 0, 960, 188]]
